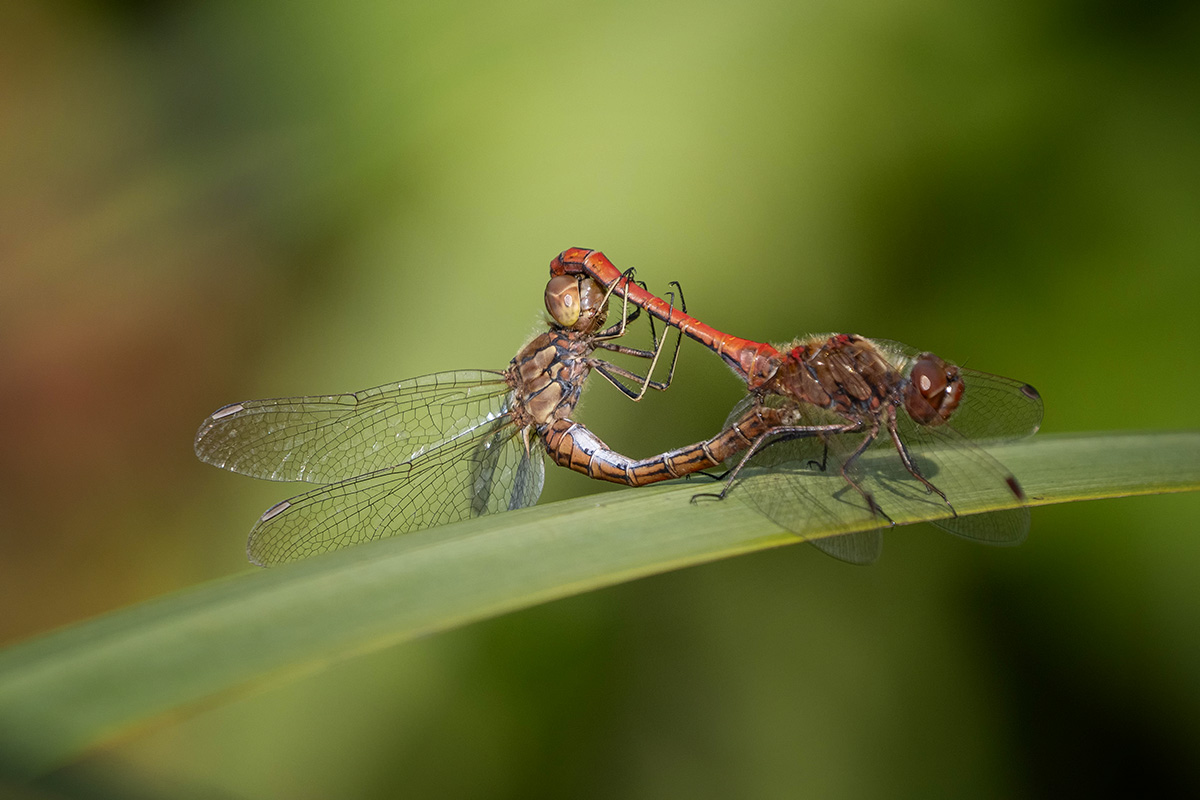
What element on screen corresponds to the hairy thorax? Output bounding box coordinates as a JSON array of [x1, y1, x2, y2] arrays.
[[766, 334, 901, 420], [506, 329, 594, 430]]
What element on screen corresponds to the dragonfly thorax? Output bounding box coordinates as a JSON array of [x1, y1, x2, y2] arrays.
[[768, 334, 902, 419], [507, 329, 593, 430]]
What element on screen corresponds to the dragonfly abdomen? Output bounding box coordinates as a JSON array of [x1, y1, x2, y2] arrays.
[[540, 406, 786, 486]]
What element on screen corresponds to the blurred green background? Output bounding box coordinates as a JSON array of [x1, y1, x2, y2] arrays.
[[3, 0, 1199, 796]]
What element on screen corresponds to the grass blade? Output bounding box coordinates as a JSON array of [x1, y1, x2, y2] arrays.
[[0, 431, 1197, 776]]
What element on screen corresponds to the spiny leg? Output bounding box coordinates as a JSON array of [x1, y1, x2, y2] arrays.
[[591, 361, 670, 398], [595, 268, 642, 339], [690, 420, 859, 503], [837, 420, 894, 525], [654, 280, 686, 390], [689, 430, 775, 503], [610, 280, 687, 395], [885, 405, 955, 516], [594, 278, 684, 390], [592, 280, 685, 400], [596, 277, 682, 354]]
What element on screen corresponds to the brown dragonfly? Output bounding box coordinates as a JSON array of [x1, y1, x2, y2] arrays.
[[196, 272, 778, 565], [549, 248, 1044, 563]]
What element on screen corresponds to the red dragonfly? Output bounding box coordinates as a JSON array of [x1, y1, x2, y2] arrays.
[[196, 272, 779, 564], [549, 248, 1044, 563]]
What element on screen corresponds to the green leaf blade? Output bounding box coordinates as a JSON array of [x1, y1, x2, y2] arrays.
[[0, 431, 1197, 777]]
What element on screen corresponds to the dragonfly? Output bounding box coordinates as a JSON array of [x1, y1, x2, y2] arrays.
[[548, 248, 1044, 563], [196, 272, 780, 565]]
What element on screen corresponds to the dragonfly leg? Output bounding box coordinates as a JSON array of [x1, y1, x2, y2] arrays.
[[885, 405, 955, 516], [689, 408, 803, 502], [837, 419, 896, 526], [592, 280, 684, 400], [596, 278, 684, 348], [690, 418, 860, 504], [641, 281, 686, 391], [864, 493, 895, 526], [595, 268, 642, 339], [593, 328, 683, 393], [591, 361, 667, 399], [609, 280, 680, 364], [688, 431, 769, 504]]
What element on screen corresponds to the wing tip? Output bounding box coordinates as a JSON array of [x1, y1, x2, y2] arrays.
[[211, 403, 245, 421]]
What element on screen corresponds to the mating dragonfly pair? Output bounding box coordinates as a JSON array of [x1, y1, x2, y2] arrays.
[[196, 249, 1043, 565]]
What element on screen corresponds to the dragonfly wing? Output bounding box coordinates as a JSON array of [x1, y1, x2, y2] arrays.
[[195, 370, 511, 483], [719, 396, 885, 564], [810, 530, 884, 565], [729, 464, 886, 565], [931, 504, 1029, 545], [245, 411, 538, 565], [469, 423, 545, 516], [871, 339, 1043, 441], [509, 444, 546, 511], [755, 410, 1032, 549], [948, 368, 1043, 442], [720, 394, 833, 469], [720, 394, 760, 429], [889, 413, 1031, 545]]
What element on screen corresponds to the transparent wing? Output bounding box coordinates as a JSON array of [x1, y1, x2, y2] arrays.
[[246, 412, 544, 565], [195, 370, 511, 483], [718, 387, 1032, 561], [873, 339, 1043, 441], [757, 406, 1032, 549], [471, 422, 545, 515], [719, 396, 885, 565], [950, 368, 1043, 441], [889, 412, 1031, 545], [728, 464, 886, 564]]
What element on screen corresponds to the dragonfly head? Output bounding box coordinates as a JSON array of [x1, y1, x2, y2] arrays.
[[545, 275, 608, 333], [904, 352, 964, 426]]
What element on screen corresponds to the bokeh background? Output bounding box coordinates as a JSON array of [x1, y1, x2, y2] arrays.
[[3, 0, 1199, 797]]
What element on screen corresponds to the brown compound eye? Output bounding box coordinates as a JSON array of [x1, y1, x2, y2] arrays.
[[904, 352, 964, 425], [545, 275, 609, 332], [574, 277, 608, 332], [544, 275, 582, 328]]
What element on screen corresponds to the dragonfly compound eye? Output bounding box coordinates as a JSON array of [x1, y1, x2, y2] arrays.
[[545, 275, 582, 328], [574, 277, 609, 332], [904, 353, 964, 425]]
